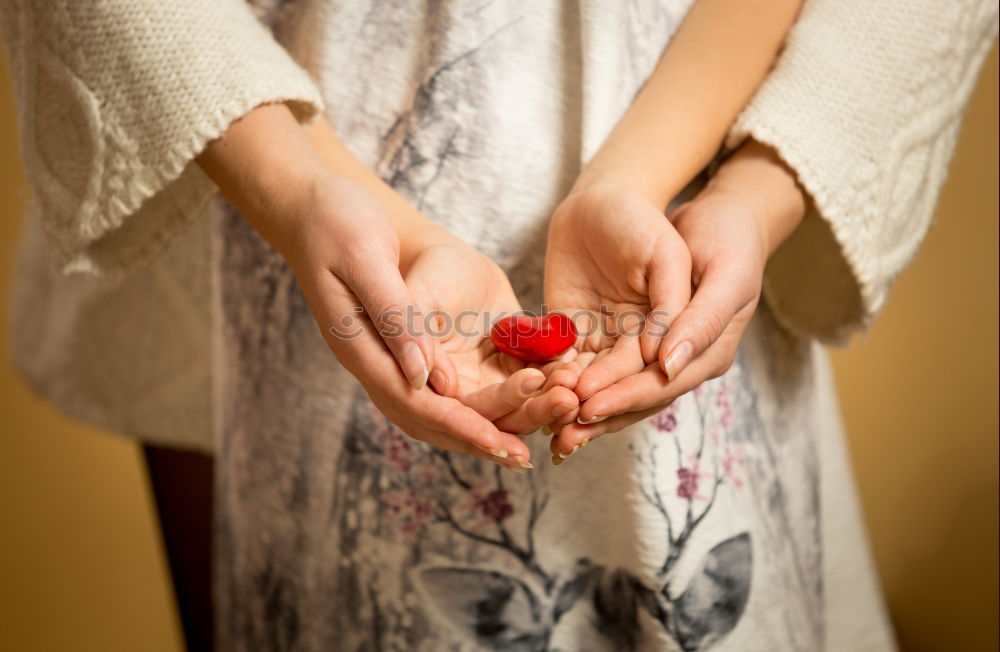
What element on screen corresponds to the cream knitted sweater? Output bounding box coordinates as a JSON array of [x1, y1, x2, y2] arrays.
[[0, 0, 323, 276], [727, 0, 998, 341]]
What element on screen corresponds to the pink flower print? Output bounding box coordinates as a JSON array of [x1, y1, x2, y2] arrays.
[[677, 467, 700, 500], [383, 429, 414, 472], [380, 489, 434, 539], [651, 404, 679, 433], [719, 404, 733, 428], [416, 461, 439, 485], [461, 483, 516, 529], [716, 385, 734, 427], [476, 488, 514, 523], [721, 445, 745, 489]]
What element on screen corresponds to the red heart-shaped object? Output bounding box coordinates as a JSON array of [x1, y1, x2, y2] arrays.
[[490, 314, 578, 362]]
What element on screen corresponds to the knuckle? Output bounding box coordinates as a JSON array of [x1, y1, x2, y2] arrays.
[[429, 402, 461, 431], [374, 301, 407, 322], [709, 353, 735, 380], [435, 403, 482, 442], [671, 239, 692, 268], [402, 427, 429, 445], [699, 310, 728, 345]]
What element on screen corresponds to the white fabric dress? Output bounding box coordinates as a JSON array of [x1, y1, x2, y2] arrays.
[[3, 0, 996, 650]]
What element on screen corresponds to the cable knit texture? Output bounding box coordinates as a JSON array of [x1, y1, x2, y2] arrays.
[[0, 0, 323, 278], [727, 0, 998, 343]]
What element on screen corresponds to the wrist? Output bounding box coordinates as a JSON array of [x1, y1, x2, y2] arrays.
[[705, 140, 806, 255], [571, 161, 678, 210], [264, 172, 453, 279], [277, 175, 452, 273], [196, 103, 345, 257], [303, 115, 455, 266]]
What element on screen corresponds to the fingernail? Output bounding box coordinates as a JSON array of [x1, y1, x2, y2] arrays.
[[579, 437, 590, 448], [428, 368, 448, 394], [577, 414, 605, 424], [500, 462, 526, 473], [558, 443, 582, 459], [400, 342, 429, 390], [553, 403, 576, 418], [475, 444, 508, 458], [511, 455, 534, 469], [664, 341, 694, 381], [541, 425, 553, 436], [520, 373, 545, 396], [551, 454, 565, 466]]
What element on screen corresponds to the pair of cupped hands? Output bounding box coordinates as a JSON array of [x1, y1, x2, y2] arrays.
[[281, 141, 797, 472], [201, 105, 805, 472]]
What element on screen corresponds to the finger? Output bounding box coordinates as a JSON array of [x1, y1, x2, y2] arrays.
[[535, 346, 580, 366], [657, 261, 752, 381], [539, 403, 582, 437], [579, 363, 669, 421], [574, 335, 645, 402], [539, 360, 582, 392], [412, 393, 534, 461], [306, 273, 532, 461], [428, 344, 459, 397], [655, 325, 744, 399], [312, 271, 457, 395], [461, 368, 546, 421], [408, 426, 534, 472], [640, 232, 692, 363], [570, 350, 601, 370], [577, 326, 742, 425], [494, 386, 579, 433], [341, 253, 443, 391], [550, 422, 599, 460], [544, 402, 580, 437], [550, 405, 665, 462], [555, 401, 581, 426]]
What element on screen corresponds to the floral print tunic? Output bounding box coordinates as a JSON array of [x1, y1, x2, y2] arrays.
[[209, 1, 896, 650]]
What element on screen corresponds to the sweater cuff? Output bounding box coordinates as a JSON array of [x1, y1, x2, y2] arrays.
[[6, 0, 325, 278], [725, 0, 998, 343]]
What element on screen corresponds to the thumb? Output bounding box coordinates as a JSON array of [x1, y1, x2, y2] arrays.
[[345, 261, 444, 392], [657, 262, 749, 381]]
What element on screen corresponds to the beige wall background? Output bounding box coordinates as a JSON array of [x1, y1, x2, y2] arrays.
[[0, 44, 996, 652]]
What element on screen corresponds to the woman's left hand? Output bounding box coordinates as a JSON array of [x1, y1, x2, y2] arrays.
[[549, 141, 806, 459]]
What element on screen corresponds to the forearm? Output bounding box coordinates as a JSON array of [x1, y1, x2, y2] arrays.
[[577, 0, 801, 207], [304, 116, 450, 257], [196, 103, 330, 255]]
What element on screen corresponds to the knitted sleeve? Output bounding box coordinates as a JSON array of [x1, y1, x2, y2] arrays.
[[726, 0, 998, 343], [0, 0, 324, 277]]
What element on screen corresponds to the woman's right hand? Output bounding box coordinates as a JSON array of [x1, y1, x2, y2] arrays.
[[197, 103, 548, 468], [288, 175, 558, 468]]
